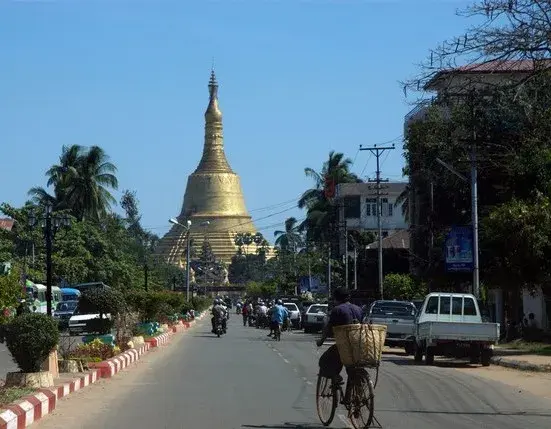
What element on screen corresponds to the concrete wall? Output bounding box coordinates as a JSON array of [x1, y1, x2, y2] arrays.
[[522, 287, 549, 329]]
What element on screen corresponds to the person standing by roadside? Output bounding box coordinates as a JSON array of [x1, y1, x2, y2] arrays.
[[242, 301, 249, 326]]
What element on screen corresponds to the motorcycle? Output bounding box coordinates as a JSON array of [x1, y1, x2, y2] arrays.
[[214, 317, 226, 338], [248, 314, 256, 327], [256, 314, 269, 329]]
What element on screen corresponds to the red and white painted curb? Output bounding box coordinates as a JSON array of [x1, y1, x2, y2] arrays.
[[0, 370, 99, 429], [89, 343, 150, 378], [145, 332, 172, 348], [0, 313, 206, 428]]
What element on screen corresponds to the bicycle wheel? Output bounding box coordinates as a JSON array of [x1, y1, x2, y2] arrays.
[[368, 364, 380, 389], [348, 372, 374, 429], [316, 375, 338, 426]]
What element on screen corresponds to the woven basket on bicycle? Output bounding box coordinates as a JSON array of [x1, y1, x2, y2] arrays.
[[333, 324, 387, 367]]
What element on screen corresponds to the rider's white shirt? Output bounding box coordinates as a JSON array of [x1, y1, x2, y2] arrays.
[[258, 305, 268, 315]]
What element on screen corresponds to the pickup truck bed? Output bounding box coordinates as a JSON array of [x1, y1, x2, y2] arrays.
[[418, 321, 500, 344]]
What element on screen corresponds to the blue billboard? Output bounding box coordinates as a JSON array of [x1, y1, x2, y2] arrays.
[[444, 226, 473, 272]]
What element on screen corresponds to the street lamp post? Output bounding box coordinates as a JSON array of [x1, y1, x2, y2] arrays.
[[169, 218, 210, 301], [29, 205, 71, 316]]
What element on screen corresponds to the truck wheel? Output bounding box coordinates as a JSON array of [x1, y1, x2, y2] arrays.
[[481, 349, 492, 367], [425, 346, 435, 365], [414, 344, 423, 363]]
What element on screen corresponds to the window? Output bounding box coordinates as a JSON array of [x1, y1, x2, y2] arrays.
[[388, 203, 393, 217], [464, 298, 477, 316], [344, 196, 361, 218], [452, 297, 462, 315], [382, 231, 389, 238], [366, 198, 376, 217], [426, 297, 438, 314], [439, 296, 451, 315]]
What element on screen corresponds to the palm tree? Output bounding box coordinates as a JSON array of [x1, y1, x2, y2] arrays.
[[28, 145, 118, 221], [28, 145, 82, 211], [298, 151, 361, 242], [274, 217, 302, 252], [394, 183, 410, 222], [65, 146, 118, 221]]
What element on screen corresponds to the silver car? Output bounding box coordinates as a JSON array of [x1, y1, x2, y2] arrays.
[[366, 300, 417, 354]]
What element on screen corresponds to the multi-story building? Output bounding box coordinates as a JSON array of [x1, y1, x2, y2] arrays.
[[404, 60, 550, 328], [335, 182, 408, 237]]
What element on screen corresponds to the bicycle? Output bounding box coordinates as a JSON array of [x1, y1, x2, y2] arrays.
[[316, 366, 374, 428], [274, 323, 281, 341]]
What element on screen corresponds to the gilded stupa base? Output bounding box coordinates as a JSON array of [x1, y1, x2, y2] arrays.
[[155, 216, 257, 266]]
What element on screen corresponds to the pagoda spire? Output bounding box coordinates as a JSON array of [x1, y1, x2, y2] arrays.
[[195, 69, 232, 173]]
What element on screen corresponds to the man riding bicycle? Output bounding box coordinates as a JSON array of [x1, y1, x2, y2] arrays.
[[316, 287, 363, 401], [270, 299, 289, 339]]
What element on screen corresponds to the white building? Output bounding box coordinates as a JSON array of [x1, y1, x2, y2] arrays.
[[335, 182, 408, 236]]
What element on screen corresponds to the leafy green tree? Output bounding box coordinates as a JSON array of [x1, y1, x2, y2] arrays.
[[0, 265, 24, 312], [482, 195, 551, 295], [383, 273, 426, 301]]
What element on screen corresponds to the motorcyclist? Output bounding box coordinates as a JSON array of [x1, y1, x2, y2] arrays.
[[211, 299, 228, 334], [256, 301, 268, 328]]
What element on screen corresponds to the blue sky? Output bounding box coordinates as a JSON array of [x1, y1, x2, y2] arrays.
[[0, 0, 473, 242]]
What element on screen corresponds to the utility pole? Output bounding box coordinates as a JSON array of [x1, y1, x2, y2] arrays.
[[470, 143, 480, 299], [344, 219, 349, 289], [360, 143, 395, 299]]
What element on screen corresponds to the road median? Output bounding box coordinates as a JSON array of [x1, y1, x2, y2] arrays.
[[0, 312, 204, 429]]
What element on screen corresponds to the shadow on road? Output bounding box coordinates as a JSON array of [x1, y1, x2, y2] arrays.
[[383, 356, 480, 369], [377, 408, 551, 418], [242, 423, 348, 429]]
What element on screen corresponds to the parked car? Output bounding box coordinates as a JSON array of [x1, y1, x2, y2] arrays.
[[367, 300, 417, 354], [54, 300, 79, 330], [68, 303, 111, 336], [303, 304, 328, 333], [414, 293, 500, 366], [283, 302, 302, 329]]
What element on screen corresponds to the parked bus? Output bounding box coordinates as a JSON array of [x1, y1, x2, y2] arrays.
[[61, 288, 81, 302], [25, 281, 62, 313]]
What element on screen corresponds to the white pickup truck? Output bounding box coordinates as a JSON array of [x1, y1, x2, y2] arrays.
[[414, 292, 500, 366]]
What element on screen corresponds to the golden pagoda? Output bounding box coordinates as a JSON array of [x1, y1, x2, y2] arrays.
[[155, 70, 258, 265]]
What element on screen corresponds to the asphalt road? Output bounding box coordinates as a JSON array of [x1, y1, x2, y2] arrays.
[[0, 343, 18, 380], [35, 317, 551, 429]]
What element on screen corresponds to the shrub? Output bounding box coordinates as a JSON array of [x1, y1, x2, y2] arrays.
[[191, 296, 210, 312], [5, 313, 60, 372], [79, 288, 126, 334], [126, 291, 186, 323], [79, 288, 126, 317], [69, 338, 117, 361]]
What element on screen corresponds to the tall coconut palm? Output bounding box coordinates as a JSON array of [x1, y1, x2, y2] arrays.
[[298, 151, 361, 242], [28, 145, 83, 210], [65, 146, 118, 221], [274, 217, 302, 252], [28, 145, 118, 221]]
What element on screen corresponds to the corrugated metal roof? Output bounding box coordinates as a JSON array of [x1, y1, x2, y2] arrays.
[[366, 229, 410, 250], [425, 59, 551, 90], [337, 182, 407, 197], [0, 218, 14, 231]]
